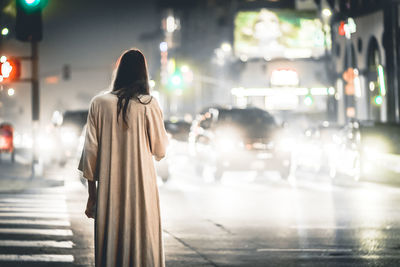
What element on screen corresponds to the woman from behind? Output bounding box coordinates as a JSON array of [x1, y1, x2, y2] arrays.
[[79, 49, 168, 267]]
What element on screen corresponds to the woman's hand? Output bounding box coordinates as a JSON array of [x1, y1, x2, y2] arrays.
[[85, 197, 96, 219]]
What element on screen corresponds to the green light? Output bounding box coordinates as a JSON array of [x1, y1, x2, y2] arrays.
[[304, 95, 313, 106], [24, 0, 41, 6], [168, 71, 183, 90], [374, 95, 383, 106], [377, 65, 386, 96], [171, 74, 182, 86], [1, 28, 9, 36]]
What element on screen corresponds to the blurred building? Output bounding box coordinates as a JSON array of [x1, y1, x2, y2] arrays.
[[323, 0, 400, 124], [158, 0, 335, 122]]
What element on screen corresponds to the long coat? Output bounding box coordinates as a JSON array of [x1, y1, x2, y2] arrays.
[[78, 93, 168, 267]]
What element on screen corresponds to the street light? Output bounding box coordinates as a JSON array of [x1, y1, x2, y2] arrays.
[[322, 8, 332, 18], [7, 88, 15, 96], [159, 42, 168, 52], [221, 42, 232, 53], [1, 28, 9, 36]]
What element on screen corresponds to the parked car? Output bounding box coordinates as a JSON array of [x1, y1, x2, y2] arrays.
[[0, 123, 15, 162], [291, 122, 342, 176], [57, 110, 88, 166], [189, 107, 291, 181], [164, 119, 191, 142], [329, 120, 400, 181]]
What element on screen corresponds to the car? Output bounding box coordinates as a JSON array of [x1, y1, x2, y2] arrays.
[[164, 119, 191, 142], [329, 120, 400, 181], [189, 107, 291, 181], [0, 123, 15, 162], [291, 122, 342, 176], [57, 110, 88, 166]]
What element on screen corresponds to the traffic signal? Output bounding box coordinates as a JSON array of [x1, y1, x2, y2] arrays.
[[15, 0, 46, 42], [0, 57, 21, 82], [168, 71, 183, 90], [304, 95, 314, 106]]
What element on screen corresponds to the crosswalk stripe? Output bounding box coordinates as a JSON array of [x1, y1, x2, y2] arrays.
[[0, 254, 74, 262], [0, 212, 69, 218], [0, 240, 74, 248], [0, 207, 68, 213], [0, 228, 73, 236], [0, 194, 66, 200], [0, 219, 70, 226], [0, 198, 66, 204], [0, 203, 68, 208], [257, 248, 353, 252]]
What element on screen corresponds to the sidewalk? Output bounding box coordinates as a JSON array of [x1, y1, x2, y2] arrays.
[[0, 161, 64, 193]]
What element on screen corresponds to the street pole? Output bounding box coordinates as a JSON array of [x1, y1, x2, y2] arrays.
[[31, 40, 40, 178]]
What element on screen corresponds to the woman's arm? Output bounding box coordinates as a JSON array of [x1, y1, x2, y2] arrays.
[[146, 100, 169, 161], [85, 181, 97, 219]]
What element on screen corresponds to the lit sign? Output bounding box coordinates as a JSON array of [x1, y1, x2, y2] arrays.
[[271, 69, 299, 86], [234, 9, 325, 60]]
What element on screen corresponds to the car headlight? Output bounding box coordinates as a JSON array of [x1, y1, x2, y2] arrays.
[[277, 137, 296, 152], [215, 129, 242, 153], [60, 130, 78, 145]]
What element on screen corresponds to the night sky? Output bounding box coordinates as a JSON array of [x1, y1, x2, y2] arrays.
[[2, 0, 161, 130]]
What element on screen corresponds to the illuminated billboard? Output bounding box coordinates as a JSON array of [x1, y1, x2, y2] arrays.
[[234, 9, 325, 60]]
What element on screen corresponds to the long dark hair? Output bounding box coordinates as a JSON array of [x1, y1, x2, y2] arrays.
[[112, 49, 151, 125]]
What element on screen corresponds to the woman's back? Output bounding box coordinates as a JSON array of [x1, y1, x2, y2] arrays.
[[79, 92, 167, 267]]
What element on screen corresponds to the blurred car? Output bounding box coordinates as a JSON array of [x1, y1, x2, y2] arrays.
[[189, 107, 291, 181], [0, 123, 15, 162], [329, 120, 400, 181], [164, 119, 191, 142], [291, 122, 342, 176], [57, 110, 88, 166]]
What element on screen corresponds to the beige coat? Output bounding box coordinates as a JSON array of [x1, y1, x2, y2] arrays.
[[78, 93, 168, 267]]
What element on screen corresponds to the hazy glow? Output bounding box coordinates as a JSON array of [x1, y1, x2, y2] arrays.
[[171, 74, 182, 86], [377, 65, 386, 96], [1, 28, 9, 36], [1, 61, 12, 78], [303, 95, 313, 106], [180, 65, 189, 73], [0, 56, 7, 63], [166, 16, 176, 33], [24, 0, 41, 6], [159, 42, 168, 52], [7, 88, 14, 96], [322, 8, 332, 17], [221, 42, 232, 53], [149, 80, 156, 88]]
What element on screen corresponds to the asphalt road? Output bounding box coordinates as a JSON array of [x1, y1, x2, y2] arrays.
[[1, 148, 400, 266]]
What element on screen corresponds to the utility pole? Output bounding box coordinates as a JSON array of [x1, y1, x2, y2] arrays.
[[31, 41, 40, 177]]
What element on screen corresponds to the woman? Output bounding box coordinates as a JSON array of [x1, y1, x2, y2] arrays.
[[78, 49, 168, 267]]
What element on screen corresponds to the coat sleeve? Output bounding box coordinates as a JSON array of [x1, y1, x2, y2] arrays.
[[146, 99, 169, 161], [78, 100, 99, 181]]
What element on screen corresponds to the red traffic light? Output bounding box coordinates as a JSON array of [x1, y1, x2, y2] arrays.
[[0, 57, 21, 82]]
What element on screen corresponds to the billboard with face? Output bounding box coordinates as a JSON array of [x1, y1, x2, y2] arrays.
[[234, 9, 325, 60]]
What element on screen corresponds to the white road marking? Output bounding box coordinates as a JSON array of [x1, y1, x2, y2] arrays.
[[0, 194, 66, 200], [0, 254, 74, 262], [0, 228, 73, 236], [0, 198, 66, 204], [0, 219, 70, 226], [291, 225, 349, 230], [0, 240, 74, 248], [0, 207, 68, 213], [0, 212, 69, 218], [257, 248, 353, 253], [0, 202, 68, 208]]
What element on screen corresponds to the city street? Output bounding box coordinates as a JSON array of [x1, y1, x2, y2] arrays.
[[1, 149, 400, 266]]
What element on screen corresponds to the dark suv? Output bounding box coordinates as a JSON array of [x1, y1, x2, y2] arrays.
[[189, 107, 291, 181]]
